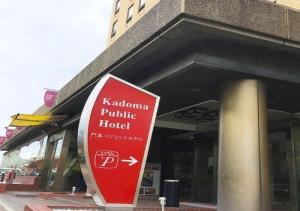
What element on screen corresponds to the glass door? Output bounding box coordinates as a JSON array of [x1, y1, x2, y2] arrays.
[[269, 119, 297, 211]]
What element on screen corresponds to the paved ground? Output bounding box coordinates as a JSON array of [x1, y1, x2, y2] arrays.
[[0, 192, 98, 210], [0, 192, 217, 211], [0, 205, 7, 211], [0, 192, 290, 211]]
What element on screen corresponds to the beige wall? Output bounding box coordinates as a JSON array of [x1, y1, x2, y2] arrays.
[[266, 0, 300, 9], [107, 0, 160, 47], [107, 0, 299, 47]]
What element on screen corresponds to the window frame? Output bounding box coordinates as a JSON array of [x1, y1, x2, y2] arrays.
[[139, 0, 146, 11], [111, 20, 117, 37], [115, 0, 121, 14], [126, 4, 134, 23]]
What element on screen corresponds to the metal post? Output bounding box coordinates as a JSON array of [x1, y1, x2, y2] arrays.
[[159, 197, 166, 211]]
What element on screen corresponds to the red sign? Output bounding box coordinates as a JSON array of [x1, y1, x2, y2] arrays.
[[78, 74, 159, 207], [5, 128, 14, 139], [0, 136, 5, 145], [44, 89, 58, 107]]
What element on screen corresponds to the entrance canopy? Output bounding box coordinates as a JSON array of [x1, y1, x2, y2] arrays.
[[10, 114, 67, 127]]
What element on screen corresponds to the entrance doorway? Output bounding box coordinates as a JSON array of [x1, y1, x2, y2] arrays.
[[161, 137, 193, 200], [160, 133, 217, 203], [269, 117, 298, 211], [157, 101, 219, 203]]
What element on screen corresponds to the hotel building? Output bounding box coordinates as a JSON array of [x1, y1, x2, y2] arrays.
[[1, 0, 300, 210]]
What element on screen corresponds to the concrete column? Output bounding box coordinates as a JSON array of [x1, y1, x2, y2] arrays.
[[52, 129, 72, 191], [218, 80, 270, 211]]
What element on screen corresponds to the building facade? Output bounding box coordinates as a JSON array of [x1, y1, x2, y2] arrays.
[[1, 0, 300, 210], [107, 0, 160, 46], [266, 0, 300, 9]]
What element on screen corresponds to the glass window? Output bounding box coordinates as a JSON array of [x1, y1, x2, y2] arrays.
[[115, 0, 120, 14], [293, 120, 300, 211], [127, 4, 134, 23], [269, 119, 296, 210], [1, 136, 48, 176], [139, 0, 146, 11], [111, 20, 117, 37]]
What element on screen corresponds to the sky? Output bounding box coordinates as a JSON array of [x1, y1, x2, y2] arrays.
[[0, 0, 113, 162], [1, 0, 298, 181]]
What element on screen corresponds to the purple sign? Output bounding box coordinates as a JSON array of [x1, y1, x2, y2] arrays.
[[6, 128, 14, 139], [44, 89, 58, 107], [0, 136, 5, 145]]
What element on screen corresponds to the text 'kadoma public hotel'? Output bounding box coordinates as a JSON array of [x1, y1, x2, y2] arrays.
[[1, 0, 300, 210]]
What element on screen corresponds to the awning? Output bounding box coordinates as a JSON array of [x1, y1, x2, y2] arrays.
[[10, 114, 68, 127]]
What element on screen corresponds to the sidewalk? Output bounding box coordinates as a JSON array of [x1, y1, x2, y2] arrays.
[[0, 192, 217, 211], [0, 204, 7, 211], [0, 192, 291, 211], [0, 191, 98, 211]]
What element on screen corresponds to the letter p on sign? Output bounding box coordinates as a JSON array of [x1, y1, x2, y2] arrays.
[[94, 150, 119, 169]]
